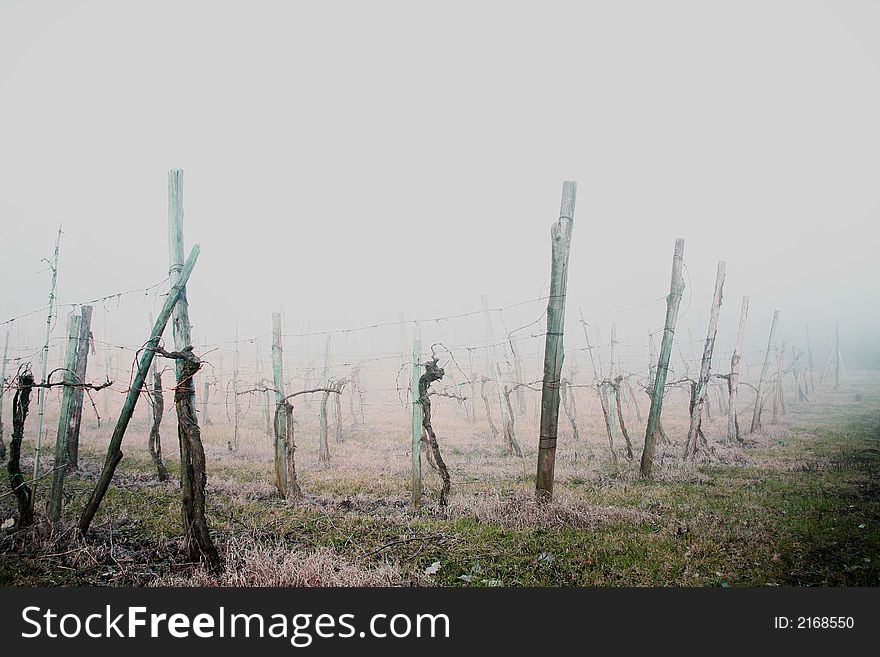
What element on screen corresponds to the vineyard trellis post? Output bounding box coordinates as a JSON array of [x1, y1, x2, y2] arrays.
[[684, 260, 725, 461], [0, 328, 9, 460], [536, 180, 576, 502], [49, 311, 81, 522], [67, 304, 93, 469], [79, 244, 201, 534], [411, 338, 422, 508], [271, 312, 290, 496], [750, 310, 779, 433], [230, 323, 240, 451], [726, 295, 749, 442], [640, 238, 685, 478]]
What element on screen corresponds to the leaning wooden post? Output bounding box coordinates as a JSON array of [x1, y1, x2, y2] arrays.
[[271, 312, 289, 497], [49, 311, 82, 522], [0, 328, 9, 460], [536, 180, 576, 502], [726, 295, 749, 442], [79, 245, 200, 534], [684, 261, 726, 461], [411, 339, 423, 508], [67, 304, 92, 469], [750, 310, 779, 433], [639, 238, 685, 478]]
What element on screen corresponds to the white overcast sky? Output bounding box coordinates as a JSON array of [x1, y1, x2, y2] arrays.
[[0, 0, 878, 372]]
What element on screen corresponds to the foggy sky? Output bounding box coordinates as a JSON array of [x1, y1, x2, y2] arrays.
[[1, 0, 878, 375]]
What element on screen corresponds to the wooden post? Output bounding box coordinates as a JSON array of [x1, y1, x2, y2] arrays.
[[805, 325, 815, 393], [727, 295, 749, 442], [271, 312, 289, 496], [67, 304, 93, 469], [229, 324, 240, 451], [411, 339, 422, 508], [0, 328, 9, 460], [482, 295, 513, 453], [772, 341, 786, 423], [49, 311, 81, 522], [750, 310, 779, 433], [684, 261, 726, 461], [165, 169, 218, 569], [318, 336, 331, 464], [640, 238, 685, 478], [79, 245, 200, 535], [32, 225, 62, 509], [536, 180, 576, 501]]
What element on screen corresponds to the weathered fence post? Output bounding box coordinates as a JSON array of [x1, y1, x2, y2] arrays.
[[0, 328, 9, 460], [750, 310, 779, 433], [67, 305, 92, 469], [166, 169, 218, 569], [271, 312, 290, 496], [772, 341, 786, 423], [726, 295, 749, 442], [536, 180, 576, 502], [684, 261, 726, 461], [79, 245, 200, 535], [230, 324, 240, 451], [640, 238, 685, 478], [411, 339, 422, 508], [49, 312, 81, 522]]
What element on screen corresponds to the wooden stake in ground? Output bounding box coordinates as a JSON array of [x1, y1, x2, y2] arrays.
[[318, 336, 332, 464], [536, 180, 576, 502], [684, 261, 726, 461], [640, 238, 686, 478], [411, 339, 422, 508], [165, 169, 219, 570], [49, 311, 81, 522], [0, 329, 8, 460], [271, 312, 297, 498], [7, 369, 35, 527], [726, 295, 749, 443], [78, 245, 201, 535], [750, 310, 779, 433], [772, 341, 786, 423], [66, 305, 93, 469], [229, 324, 240, 452]]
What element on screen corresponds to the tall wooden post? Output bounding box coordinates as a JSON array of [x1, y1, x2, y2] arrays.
[[0, 328, 9, 460], [684, 261, 725, 460], [230, 324, 240, 452], [67, 304, 93, 468], [772, 341, 786, 422], [49, 312, 81, 522], [166, 169, 218, 569], [640, 238, 686, 478], [536, 180, 576, 501], [271, 312, 289, 496], [79, 245, 200, 534], [805, 325, 815, 393], [750, 310, 779, 433], [32, 225, 62, 508], [727, 295, 749, 442], [481, 295, 512, 452], [411, 339, 422, 508]]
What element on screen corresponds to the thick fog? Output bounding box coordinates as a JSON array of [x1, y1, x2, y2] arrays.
[[1, 0, 878, 389]]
